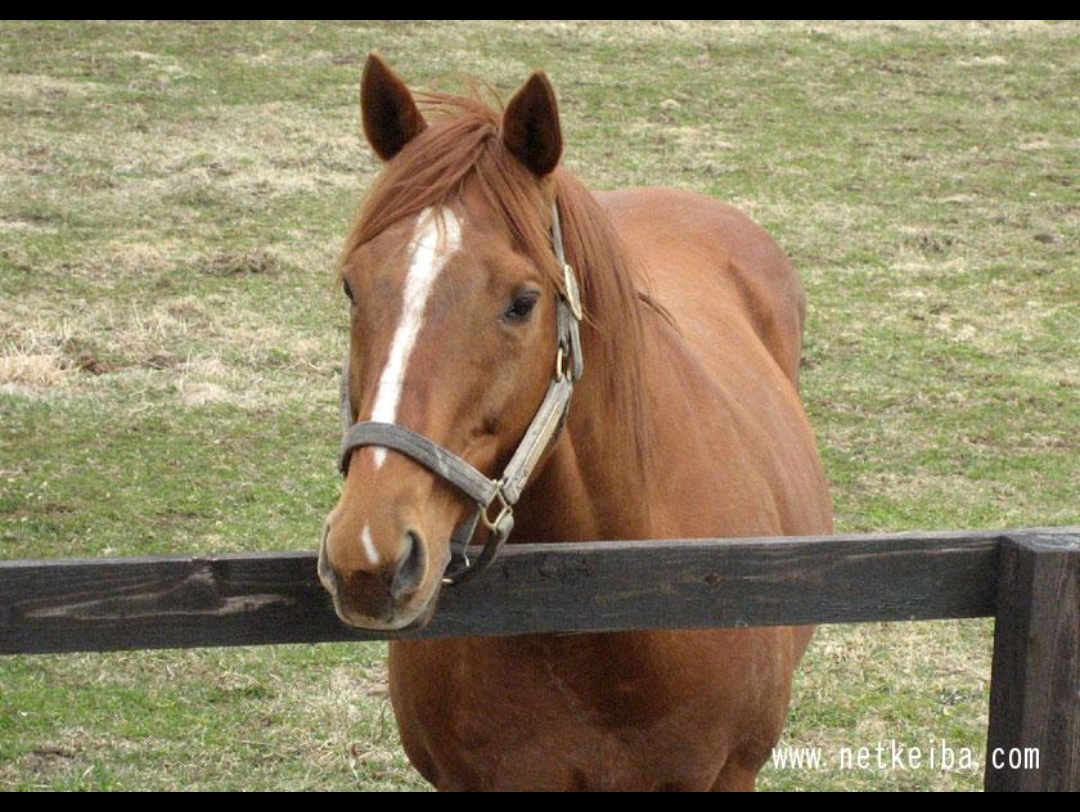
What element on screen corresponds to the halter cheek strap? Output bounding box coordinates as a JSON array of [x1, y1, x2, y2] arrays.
[[337, 202, 583, 585]]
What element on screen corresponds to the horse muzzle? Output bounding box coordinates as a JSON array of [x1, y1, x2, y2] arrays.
[[318, 519, 442, 631]]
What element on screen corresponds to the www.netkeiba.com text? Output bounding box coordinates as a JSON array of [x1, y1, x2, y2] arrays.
[[770, 739, 1039, 772]]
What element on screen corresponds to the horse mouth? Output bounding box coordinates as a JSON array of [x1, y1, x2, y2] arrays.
[[331, 601, 435, 632], [333, 597, 438, 633]]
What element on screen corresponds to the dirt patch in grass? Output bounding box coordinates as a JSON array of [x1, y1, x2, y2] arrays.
[[0, 74, 106, 100], [0, 349, 65, 387], [196, 247, 288, 277]]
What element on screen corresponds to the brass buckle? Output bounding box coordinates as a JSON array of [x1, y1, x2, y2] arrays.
[[563, 263, 583, 321], [480, 482, 512, 533]]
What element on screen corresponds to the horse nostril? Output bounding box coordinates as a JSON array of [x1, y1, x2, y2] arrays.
[[391, 529, 427, 600]]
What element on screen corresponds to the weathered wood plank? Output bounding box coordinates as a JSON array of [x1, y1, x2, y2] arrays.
[[985, 533, 1080, 792], [0, 528, 1034, 655]]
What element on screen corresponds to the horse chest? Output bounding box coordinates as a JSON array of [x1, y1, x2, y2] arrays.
[[389, 630, 788, 790]]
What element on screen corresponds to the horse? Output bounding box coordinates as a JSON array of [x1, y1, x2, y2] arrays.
[[318, 54, 833, 791]]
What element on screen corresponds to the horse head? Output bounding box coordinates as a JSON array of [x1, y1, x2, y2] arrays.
[[319, 55, 573, 630]]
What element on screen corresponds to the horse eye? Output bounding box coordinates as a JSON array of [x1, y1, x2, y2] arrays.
[[503, 291, 540, 323]]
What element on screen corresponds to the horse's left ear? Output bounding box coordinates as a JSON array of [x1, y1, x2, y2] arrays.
[[502, 72, 563, 178]]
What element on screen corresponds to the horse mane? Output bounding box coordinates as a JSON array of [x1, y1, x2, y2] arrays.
[[339, 90, 654, 476]]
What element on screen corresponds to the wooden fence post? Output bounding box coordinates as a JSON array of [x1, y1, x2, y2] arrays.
[[985, 533, 1080, 791]]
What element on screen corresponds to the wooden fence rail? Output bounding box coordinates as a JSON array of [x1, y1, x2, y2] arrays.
[[1, 527, 1077, 791]]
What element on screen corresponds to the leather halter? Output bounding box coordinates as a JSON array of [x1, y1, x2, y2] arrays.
[[338, 203, 584, 584]]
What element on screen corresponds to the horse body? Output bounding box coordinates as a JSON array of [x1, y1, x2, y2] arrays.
[[389, 187, 831, 791], [321, 55, 832, 791]]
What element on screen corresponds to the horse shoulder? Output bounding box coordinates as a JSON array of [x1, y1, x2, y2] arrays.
[[595, 187, 806, 387], [595, 187, 832, 538]]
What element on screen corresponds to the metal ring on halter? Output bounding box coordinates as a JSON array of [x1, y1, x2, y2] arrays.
[[555, 347, 567, 381]]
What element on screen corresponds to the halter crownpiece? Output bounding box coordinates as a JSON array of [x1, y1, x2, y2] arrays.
[[337, 201, 584, 584]]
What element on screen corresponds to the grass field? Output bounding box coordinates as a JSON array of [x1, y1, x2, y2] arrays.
[[1, 21, 1077, 791]]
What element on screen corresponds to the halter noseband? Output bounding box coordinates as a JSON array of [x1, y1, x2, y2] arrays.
[[337, 202, 584, 585]]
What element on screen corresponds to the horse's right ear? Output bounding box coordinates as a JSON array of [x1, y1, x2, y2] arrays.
[[361, 53, 427, 162]]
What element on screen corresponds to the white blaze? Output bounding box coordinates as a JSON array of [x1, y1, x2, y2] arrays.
[[360, 524, 380, 567], [368, 206, 461, 469]]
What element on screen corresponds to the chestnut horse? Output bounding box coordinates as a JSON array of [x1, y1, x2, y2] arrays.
[[319, 54, 833, 791]]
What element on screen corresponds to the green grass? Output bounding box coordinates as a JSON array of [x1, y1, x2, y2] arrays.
[[2, 21, 1078, 791]]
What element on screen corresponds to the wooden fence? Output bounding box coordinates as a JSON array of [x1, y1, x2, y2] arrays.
[[1, 527, 1077, 791]]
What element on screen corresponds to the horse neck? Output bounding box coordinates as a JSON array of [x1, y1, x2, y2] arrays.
[[512, 323, 657, 545]]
